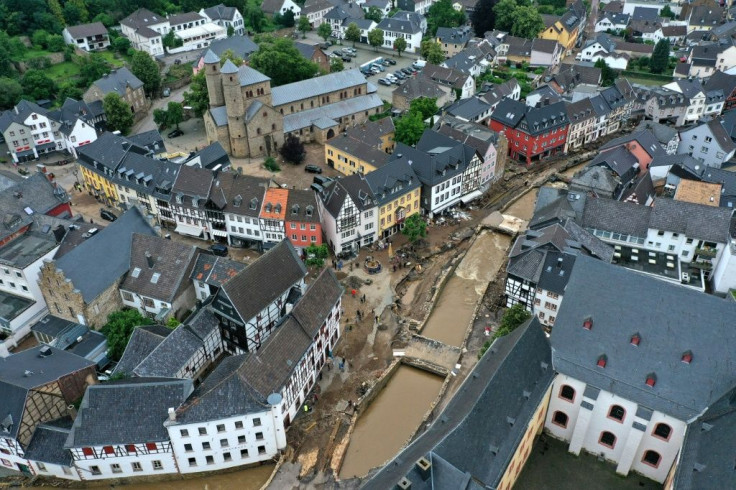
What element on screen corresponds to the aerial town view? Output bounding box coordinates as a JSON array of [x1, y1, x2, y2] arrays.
[[1, 0, 736, 488]]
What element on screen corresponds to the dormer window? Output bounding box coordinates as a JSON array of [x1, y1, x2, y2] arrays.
[[250, 198, 258, 210], [681, 351, 693, 364], [630, 333, 640, 346], [583, 317, 593, 330], [645, 373, 657, 387], [265, 203, 272, 212], [597, 354, 607, 368], [306, 205, 313, 217], [275, 203, 281, 213]]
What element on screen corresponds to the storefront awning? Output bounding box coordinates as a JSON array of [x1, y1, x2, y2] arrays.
[[175, 223, 203, 237], [460, 190, 483, 204], [36, 142, 57, 152], [211, 229, 228, 238], [15, 149, 35, 158]]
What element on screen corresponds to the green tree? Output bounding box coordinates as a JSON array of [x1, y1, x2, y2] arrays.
[[130, 50, 161, 96], [153, 108, 168, 129], [394, 37, 407, 57], [305, 244, 329, 267], [594, 58, 616, 86], [426, 41, 444, 64], [62, 2, 85, 25], [298, 16, 311, 38], [183, 70, 209, 117], [57, 82, 83, 102], [103, 92, 134, 134], [244, 0, 266, 32], [660, 4, 675, 18], [264, 156, 280, 172], [317, 22, 332, 42], [113, 37, 131, 53], [166, 317, 181, 328], [48, 0, 66, 27], [426, 0, 466, 37], [471, 0, 498, 35], [365, 6, 383, 22], [227, 24, 235, 37], [510, 5, 544, 38], [401, 213, 427, 242], [32, 29, 49, 49], [330, 56, 344, 72], [219, 48, 243, 67], [78, 53, 111, 87], [649, 38, 670, 74], [166, 101, 183, 129], [249, 36, 320, 86], [409, 97, 438, 121], [345, 22, 361, 47], [163, 30, 183, 49], [280, 134, 306, 164], [495, 303, 531, 338], [0, 77, 22, 109], [101, 309, 153, 361], [92, 13, 115, 27], [67, 0, 89, 22], [493, 0, 517, 32], [21, 69, 56, 100], [368, 28, 384, 51], [394, 111, 425, 146], [277, 10, 296, 28], [47, 34, 65, 52]]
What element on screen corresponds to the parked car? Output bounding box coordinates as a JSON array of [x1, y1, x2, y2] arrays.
[[333, 49, 343, 56], [386, 73, 397, 82], [344, 47, 356, 54], [322, 41, 332, 48], [162, 87, 171, 97], [370, 66, 382, 74], [401, 68, 413, 75], [394, 71, 406, 79], [209, 244, 229, 257], [342, 55, 352, 62], [385, 58, 397, 65], [305, 164, 323, 174], [378, 78, 392, 86], [372, 63, 385, 72], [412, 60, 426, 69], [174, 59, 182, 65], [168, 128, 183, 138], [313, 175, 332, 186], [100, 209, 117, 222], [382, 59, 391, 66]]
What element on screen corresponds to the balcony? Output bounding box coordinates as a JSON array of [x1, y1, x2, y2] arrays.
[[695, 247, 717, 258], [690, 261, 713, 271]]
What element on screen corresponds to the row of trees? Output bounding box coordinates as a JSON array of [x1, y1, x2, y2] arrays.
[[471, 0, 546, 40], [394, 97, 439, 146]]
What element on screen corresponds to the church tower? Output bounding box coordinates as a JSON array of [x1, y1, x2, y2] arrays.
[[221, 59, 248, 157], [203, 50, 224, 108]]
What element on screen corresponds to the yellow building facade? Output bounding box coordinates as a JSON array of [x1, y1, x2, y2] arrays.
[[325, 136, 391, 176], [78, 163, 119, 205], [378, 188, 420, 237], [539, 23, 579, 52]]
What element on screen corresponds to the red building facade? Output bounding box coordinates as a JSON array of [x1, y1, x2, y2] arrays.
[[285, 189, 322, 253], [490, 98, 570, 166]]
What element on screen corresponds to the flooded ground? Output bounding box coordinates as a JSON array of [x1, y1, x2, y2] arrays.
[[504, 190, 538, 222], [420, 232, 511, 346], [338, 366, 444, 479], [84, 464, 274, 490]]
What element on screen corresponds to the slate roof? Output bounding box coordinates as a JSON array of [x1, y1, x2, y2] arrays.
[[491, 98, 569, 136], [219, 240, 306, 322], [190, 253, 246, 288], [172, 164, 213, 198], [112, 325, 172, 376], [128, 129, 166, 154], [377, 11, 423, 34], [530, 187, 587, 229], [392, 76, 447, 101], [168, 12, 205, 26], [532, 38, 560, 55], [598, 11, 629, 26], [237, 64, 271, 86], [571, 165, 619, 198], [480, 78, 520, 107], [91, 67, 143, 95], [689, 5, 724, 26], [289, 268, 342, 337], [186, 141, 230, 170], [282, 94, 383, 133], [636, 120, 677, 146], [65, 22, 108, 39], [582, 195, 651, 236], [421, 64, 471, 90], [319, 173, 375, 218], [66, 379, 193, 447], [202, 3, 239, 21], [589, 146, 639, 177], [133, 308, 219, 378], [121, 8, 166, 30], [271, 69, 367, 107], [363, 318, 553, 489], [436, 26, 472, 45], [679, 119, 736, 154], [550, 63, 602, 93], [0, 172, 70, 243], [24, 419, 74, 466], [444, 97, 492, 120], [53, 207, 157, 303], [700, 166, 736, 208], [551, 255, 736, 421], [600, 129, 666, 159], [120, 234, 198, 303], [442, 45, 489, 74], [649, 197, 733, 242], [435, 118, 499, 157], [286, 189, 321, 224], [198, 35, 259, 62], [342, 118, 394, 147], [327, 133, 390, 169], [363, 158, 421, 206]]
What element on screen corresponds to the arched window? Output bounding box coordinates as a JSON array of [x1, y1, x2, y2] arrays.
[[642, 450, 661, 468], [599, 431, 616, 449], [608, 405, 625, 422], [653, 423, 672, 441], [559, 385, 575, 402], [552, 411, 568, 428]]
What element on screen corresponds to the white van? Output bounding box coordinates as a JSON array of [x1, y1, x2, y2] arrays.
[[412, 60, 427, 69]]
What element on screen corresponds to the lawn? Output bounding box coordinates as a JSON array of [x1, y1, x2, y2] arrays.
[[20, 48, 53, 61], [45, 62, 81, 81], [623, 75, 670, 86], [95, 50, 128, 67]]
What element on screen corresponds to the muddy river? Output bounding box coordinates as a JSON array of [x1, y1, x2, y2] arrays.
[[420, 231, 511, 346], [338, 366, 444, 479], [504, 189, 538, 222], [83, 464, 273, 490]]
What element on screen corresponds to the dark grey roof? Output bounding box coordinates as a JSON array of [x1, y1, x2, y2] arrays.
[[571, 165, 619, 198], [532, 38, 560, 54], [377, 11, 422, 34], [286, 189, 321, 224], [174, 355, 264, 424], [290, 268, 343, 338], [202, 3, 239, 21], [363, 318, 553, 489], [54, 207, 157, 303], [0, 231, 57, 270], [363, 158, 421, 206], [218, 240, 306, 323], [128, 129, 166, 154], [589, 146, 639, 177], [120, 234, 198, 303], [599, 129, 666, 158], [529, 187, 586, 229], [582, 196, 651, 236], [649, 197, 733, 243], [133, 309, 219, 378], [551, 255, 736, 421], [636, 120, 677, 146], [65, 22, 108, 39], [172, 164, 213, 198], [392, 76, 446, 101], [121, 8, 166, 30], [91, 67, 143, 95], [442, 45, 489, 74], [689, 5, 724, 26], [168, 12, 205, 26], [209, 172, 269, 217], [700, 166, 736, 208], [491, 99, 569, 136], [445, 97, 492, 120], [190, 253, 246, 288], [537, 251, 576, 294], [436, 26, 472, 45], [327, 133, 390, 169], [24, 419, 74, 466], [272, 69, 367, 107], [66, 379, 193, 447], [319, 172, 375, 218], [343, 118, 394, 147], [507, 247, 546, 283], [0, 381, 27, 440], [0, 345, 95, 391], [0, 172, 70, 243], [112, 325, 172, 376]]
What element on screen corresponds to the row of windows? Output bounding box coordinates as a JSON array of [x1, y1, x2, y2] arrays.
[[183, 432, 264, 452], [179, 419, 260, 438], [187, 445, 266, 467], [89, 460, 161, 475]]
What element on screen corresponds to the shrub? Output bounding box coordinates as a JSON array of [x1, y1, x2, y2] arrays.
[[264, 157, 281, 172]]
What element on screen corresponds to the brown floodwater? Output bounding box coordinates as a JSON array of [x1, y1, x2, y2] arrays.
[[338, 366, 444, 479], [420, 231, 511, 346], [81, 463, 273, 490], [504, 190, 538, 222]]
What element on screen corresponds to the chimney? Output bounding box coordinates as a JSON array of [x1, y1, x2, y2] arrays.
[[67, 404, 78, 420], [168, 407, 176, 422], [146, 252, 154, 269]]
